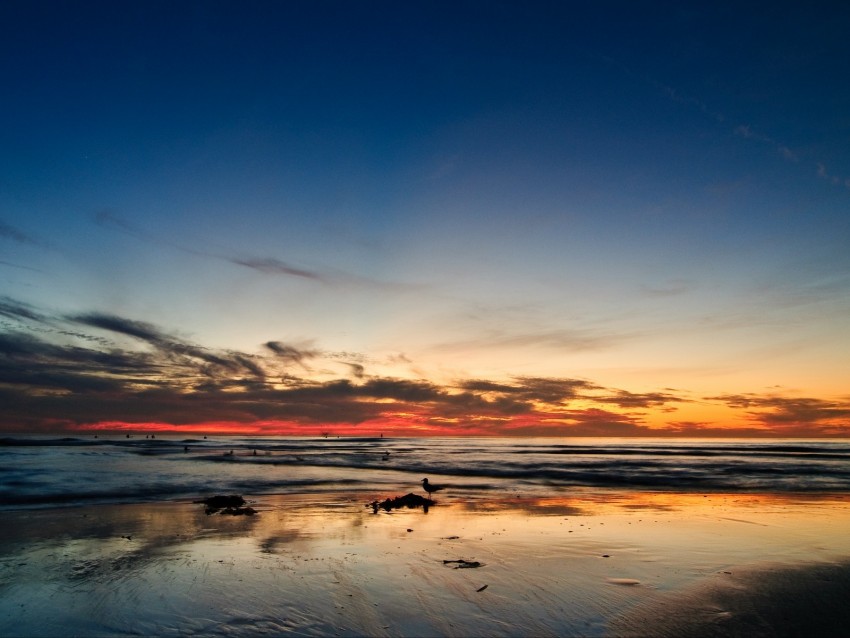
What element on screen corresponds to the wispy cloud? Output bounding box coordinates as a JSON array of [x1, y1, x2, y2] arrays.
[[0, 259, 45, 273], [71, 312, 267, 379], [341, 362, 366, 379], [0, 296, 48, 323], [432, 326, 637, 354], [594, 389, 686, 409], [602, 57, 848, 192], [734, 125, 799, 162], [640, 279, 692, 297], [816, 163, 850, 190], [94, 210, 206, 259], [707, 393, 850, 433], [95, 211, 320, 281], [653, 81, 725, 123], [229, 257, 324, 281], [0, 219, 47, 247], [264, 341, 320, 367], [649, 82, 807, 169], [95, 210, 418, 291]]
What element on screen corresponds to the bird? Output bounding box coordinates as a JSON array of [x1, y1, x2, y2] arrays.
[[421, 478, 444, 498]]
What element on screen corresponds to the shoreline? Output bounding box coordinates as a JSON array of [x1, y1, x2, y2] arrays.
[[2, 491, 850, 636]]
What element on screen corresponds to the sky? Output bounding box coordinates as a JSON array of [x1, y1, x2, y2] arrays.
[[1, 1, 849, 437]]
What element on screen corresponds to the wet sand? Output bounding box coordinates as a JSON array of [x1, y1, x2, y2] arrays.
[[613, 559, 850, 637], [2, 490, 850, 636]]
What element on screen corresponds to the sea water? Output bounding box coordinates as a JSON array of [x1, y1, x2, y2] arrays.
[[2, 436, 850, 509]]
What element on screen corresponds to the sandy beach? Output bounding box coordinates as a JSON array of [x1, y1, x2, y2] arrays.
[[3, 488, 850, 637]]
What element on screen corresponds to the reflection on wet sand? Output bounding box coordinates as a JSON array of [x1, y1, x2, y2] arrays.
[[2, 491, 850, 636]]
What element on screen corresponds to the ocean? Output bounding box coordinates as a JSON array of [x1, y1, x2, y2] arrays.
[[3, 436, 850, 510]]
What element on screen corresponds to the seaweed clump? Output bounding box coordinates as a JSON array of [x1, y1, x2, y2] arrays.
[[196, 494, 256, 516], [368, 493, 434, 513], [443, 559, 482, 569]]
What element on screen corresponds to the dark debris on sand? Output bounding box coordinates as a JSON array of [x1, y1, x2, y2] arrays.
[[196, 494, 256, 516], [368, 493, 434, 513], [444, 559, 483, 569]]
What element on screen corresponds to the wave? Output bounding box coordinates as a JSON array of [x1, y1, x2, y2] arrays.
[[3, 437, 850, 509]]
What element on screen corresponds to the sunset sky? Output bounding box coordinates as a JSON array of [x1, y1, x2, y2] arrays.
[[2, 1, 849, 436]]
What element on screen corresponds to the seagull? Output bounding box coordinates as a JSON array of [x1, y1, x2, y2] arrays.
[[421, 478, 444, 498]]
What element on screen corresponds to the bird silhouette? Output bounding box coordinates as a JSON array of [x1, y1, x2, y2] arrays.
[[421, 478, 444, 498]]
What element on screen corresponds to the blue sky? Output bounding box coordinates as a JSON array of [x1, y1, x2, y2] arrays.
[[1, 1, 849, 435]]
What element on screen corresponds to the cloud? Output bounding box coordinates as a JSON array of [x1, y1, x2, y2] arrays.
[[663, 420, 790, 438], [96, 211, 323, 282], [458, 377, 600, 407], [228, 353, 266, 378], [459, 379, 524, 394], [433, 326, 636, 355], [734, 125, 755, 139], [0, 366, 125, 394], [779, 146, 797, 161], [95, 210, 419, 290], [0, 259, 45, 273], [0, 330, 161, 398], [71, 312, 266, 378], [816, 162, 850, 189], [596, 55, 725, 124], [227, 255, 423, 293], [264, 341, 319, 367], [594, 390, 686, 409], [72, 312, 170, 344], [734, 124, 799, 162], [0, 296, 48, 323], [342, 362, 365, 378], [707, 393, 850, 431], [602, 56, 850, 195], [228, 257, 324, 282], [640, 279, 692, 297], [657, 83, 724, 123], [94, 210, 206, 263], [497, 408, 655, 437], [0, 219, 43, 246], [513, 377, 601, 402], [94, 210, 149, 239], [1, 297, 847, 437], [359, 378, 444, 402]]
